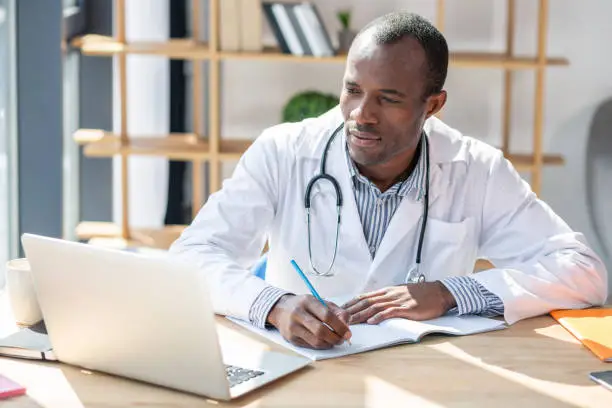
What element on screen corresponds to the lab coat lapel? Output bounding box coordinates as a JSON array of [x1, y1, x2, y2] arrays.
[[425, 162, 446, 208]]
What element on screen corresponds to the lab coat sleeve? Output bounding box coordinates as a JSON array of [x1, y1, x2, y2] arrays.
[[168, 128, 286, 322], [471, 150, 609, 324]]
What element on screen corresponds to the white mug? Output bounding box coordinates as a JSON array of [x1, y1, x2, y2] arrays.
[[5, 258, 43, 326]]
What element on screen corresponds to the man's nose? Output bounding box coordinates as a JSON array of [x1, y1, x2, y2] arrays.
[[352, 98, 378, 125]]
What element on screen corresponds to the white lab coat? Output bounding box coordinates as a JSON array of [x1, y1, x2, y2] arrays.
[[169, 107, 608, 325]]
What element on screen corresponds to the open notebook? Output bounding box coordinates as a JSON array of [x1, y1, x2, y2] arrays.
[[0, 320, 56, 361], [228, 311, 506, 361]]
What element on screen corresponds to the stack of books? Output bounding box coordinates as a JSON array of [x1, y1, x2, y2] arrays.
[[262, 2, 336, 57], [219, 0, 264, 52], [220, 0, 336, 57]]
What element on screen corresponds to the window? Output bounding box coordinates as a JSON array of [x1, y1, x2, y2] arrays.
[[63, 0, 78, 9], [0, 0, 17, 279]]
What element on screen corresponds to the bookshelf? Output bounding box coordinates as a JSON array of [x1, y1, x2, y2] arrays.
[[71, 0, 566, 249]]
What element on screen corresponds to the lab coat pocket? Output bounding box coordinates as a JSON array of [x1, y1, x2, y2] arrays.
[[423, 216, 477, 280]]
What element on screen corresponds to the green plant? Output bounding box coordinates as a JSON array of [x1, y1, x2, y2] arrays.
[[337, 10, 351, 30], [282, 90, 339, 123]]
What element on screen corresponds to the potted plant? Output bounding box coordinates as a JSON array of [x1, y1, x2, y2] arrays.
[[337, 9, 355, 53], [282, 90, 339, 123]]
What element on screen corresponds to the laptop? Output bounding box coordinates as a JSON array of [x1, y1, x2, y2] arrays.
[[20, 233, 311, 401]]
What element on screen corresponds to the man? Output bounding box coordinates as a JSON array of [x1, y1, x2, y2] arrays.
[[169, 12, 608, 350]]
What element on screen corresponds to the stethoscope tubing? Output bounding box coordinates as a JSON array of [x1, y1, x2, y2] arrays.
[[304, 122, 429, 282]]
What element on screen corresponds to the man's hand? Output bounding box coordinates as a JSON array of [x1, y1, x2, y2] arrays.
[[267, 294, 352, 349], [342, 281, 457, 325]]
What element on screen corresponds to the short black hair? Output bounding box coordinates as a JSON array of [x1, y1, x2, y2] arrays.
[[358, 11, 448, 98]]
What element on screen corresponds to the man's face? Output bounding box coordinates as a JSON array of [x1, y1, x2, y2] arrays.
[[340, 33, 443, 167]]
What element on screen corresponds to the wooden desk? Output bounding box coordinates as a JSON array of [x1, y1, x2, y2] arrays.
[[1, 313, 611, 408]]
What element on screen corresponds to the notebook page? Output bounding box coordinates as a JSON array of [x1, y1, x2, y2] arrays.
[[380, 314, 506, 340], [227, 317, 410, 361], [0, 328, 52, 352]]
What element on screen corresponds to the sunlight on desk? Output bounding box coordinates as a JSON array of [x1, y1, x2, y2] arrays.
[[365, 376, 444, 408], [0, 358, 82, 408], [429, 339, 610, 408], [2, 311, 612, 407]]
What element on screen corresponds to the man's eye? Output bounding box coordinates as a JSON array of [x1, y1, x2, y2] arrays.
[[381, 96, 400, 104], [345, 87, 360, 94]]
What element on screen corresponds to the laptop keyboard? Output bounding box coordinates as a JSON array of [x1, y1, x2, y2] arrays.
[[225, 365, 265, 387]]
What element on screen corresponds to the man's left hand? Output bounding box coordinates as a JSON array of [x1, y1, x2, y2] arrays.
[[342, 282, 457, 325]]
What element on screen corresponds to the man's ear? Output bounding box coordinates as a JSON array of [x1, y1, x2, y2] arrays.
[[425, 90, 447, 119]]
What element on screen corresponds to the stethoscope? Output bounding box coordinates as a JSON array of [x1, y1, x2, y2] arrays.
[[304, 122, 430, 284]]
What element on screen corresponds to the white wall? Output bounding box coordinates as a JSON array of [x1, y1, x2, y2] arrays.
[[220, 0, 612, 297]]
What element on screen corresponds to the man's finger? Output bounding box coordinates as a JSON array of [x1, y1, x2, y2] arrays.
[[291, 337, 311, 349], [292, 322, 336, 349], [348, 302, 395, 325], [341, 288, 389, 309], [328, 302, 350, 326], [366, 306, 412, 324], [301, 317, 343, 349], [305, 298, 352, 342], [344, 294, 389, 316]]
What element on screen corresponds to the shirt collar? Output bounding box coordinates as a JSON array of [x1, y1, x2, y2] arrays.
[[344, 133, 428, 200]]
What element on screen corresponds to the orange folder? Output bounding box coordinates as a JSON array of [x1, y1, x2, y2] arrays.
[[550, 308, 612, 362]]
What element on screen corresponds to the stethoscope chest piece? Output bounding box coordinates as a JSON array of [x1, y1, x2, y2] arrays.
[[405, 264, 426, 284]]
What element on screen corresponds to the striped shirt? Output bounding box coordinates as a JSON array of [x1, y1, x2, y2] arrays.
[[248, 135, 505, 329], [346, 136, 427, 258]]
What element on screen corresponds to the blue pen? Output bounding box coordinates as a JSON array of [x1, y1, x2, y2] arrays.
[[290, 260, 327, 307], [290, 259, 351, 345]]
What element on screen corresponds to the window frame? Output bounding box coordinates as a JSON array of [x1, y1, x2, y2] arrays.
[[1, 0, 19, 262], [63, 0, 87, 41]]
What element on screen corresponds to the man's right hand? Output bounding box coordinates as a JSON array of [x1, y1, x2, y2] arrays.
[[266, 294, 352, 350]]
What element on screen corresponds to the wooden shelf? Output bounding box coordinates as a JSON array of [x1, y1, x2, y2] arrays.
[[218, 47, 349, 63], [76, 131, 211, 160], [76, 129, 562, 170], [72, 35, 210, 59], [449, 52, 568, 69], [73, 37, 568, 70], [76, 221, 186, 250], [219, 139, 253, 159], [507, 153, 564, 171], [220, 48, 568, 69], [75, 130, 254, 161]]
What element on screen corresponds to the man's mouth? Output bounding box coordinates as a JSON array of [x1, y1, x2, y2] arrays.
[[350, 131, 381, 147], [351, 130, 380, 140]]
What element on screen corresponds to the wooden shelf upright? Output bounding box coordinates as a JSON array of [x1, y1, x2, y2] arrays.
[[71, 0, 566, 249]]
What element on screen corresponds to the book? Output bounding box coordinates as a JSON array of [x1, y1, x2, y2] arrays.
[[263, 2, 334, 57], [292, 4, 324, 56], [285, 4, 312, 55], [219, 0, 241, 51], [550, 308, 612, 362], [228, 311, 506, 361], [270, 3, 304, 56], [295, 3, 335, 57], [239, 0, 263, 52], [0, 374, 26, 400], [0, 320, 56, 361]]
